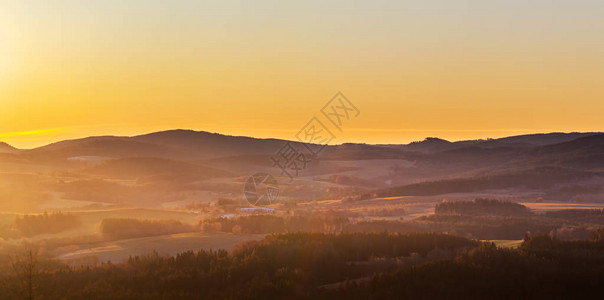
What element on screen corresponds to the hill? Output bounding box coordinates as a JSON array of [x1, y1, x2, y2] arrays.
[[351, 166, 601, 199], [1, 129, 602, 209], [23, 130, 313, 162], [0, 142, 17, 153], [478, 132, 600, 147], [82, 157, 234, 180]]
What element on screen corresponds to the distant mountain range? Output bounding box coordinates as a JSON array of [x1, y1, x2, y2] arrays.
[[2, 129, 603, 179], [0, 130, 601, 210], [4, 129, 601, 159]]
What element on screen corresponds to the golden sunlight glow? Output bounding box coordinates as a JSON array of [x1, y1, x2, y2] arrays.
[[0, 34, 12, 85], [1, 1, 602, 148], [0, 128, 61, 139]]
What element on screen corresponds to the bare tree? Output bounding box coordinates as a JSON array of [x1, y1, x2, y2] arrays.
[[10, 249, 39, 300]]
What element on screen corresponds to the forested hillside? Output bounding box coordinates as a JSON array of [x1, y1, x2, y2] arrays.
[[2, 232, 604, 299]]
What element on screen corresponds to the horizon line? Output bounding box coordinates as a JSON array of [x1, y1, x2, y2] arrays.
[[1, 128, 602, 150]]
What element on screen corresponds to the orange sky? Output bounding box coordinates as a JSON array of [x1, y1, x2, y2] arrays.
[[1, 1, 603, 148]]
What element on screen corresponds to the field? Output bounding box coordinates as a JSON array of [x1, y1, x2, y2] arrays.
[[3, 197, 603, 260], [58, 232, 266, 265], [521, 202, 604, 213], [485, 240, 524, 248]]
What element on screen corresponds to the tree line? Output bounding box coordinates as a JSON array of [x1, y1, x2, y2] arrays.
[[3, 231, 604, 299]]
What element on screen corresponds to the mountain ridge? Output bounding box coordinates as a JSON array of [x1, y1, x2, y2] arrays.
[[7, 129, 603, 165], [0, 142, 17, 152], [25, 129, 604, 151]]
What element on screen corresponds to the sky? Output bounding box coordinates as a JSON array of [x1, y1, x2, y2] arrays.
[[0, 0, 603, 148]]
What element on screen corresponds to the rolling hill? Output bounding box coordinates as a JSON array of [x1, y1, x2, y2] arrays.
[[82, 157, 235, 180], [0, 142, 17, 153], [0, 130, 601, 209]]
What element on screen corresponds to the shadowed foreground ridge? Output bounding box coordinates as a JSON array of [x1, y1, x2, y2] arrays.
[[3, 232, 604, 299]]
